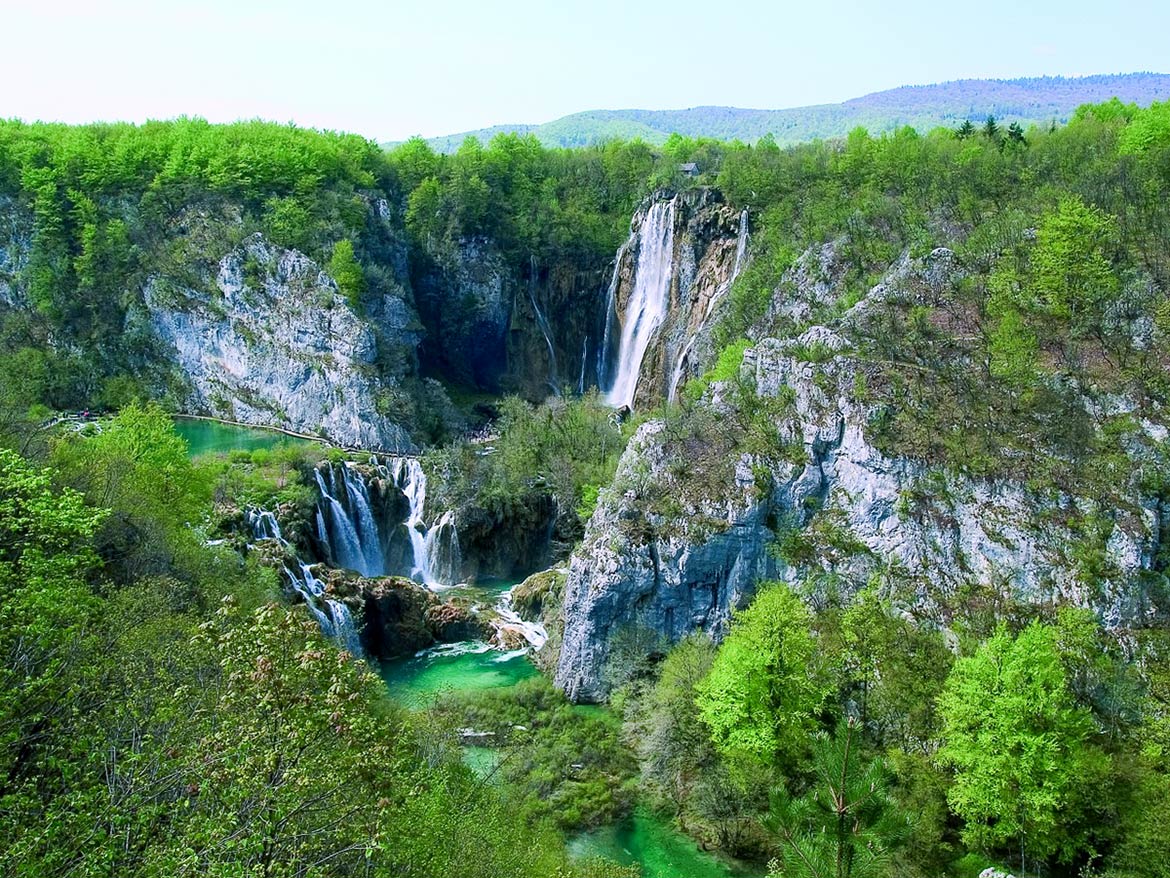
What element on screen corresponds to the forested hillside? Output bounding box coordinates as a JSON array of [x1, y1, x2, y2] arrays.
[[413, 72, 1170, 151], [2, 96, 1170, 878]]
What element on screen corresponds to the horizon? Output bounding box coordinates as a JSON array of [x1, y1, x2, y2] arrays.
[[4, 70, 1165, 145], [3, 0, 1168, 141]]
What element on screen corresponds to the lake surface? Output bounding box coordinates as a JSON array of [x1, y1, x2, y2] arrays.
[[570, 809, 764, 878], [174, 418, 310, 456]]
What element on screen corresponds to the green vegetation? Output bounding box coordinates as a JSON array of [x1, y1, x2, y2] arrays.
[[409, 73, 1170, 152], [764, 721, 908, 878], [0, 404, 629, 877], [695, 584, 826, 773], [609, 575, 1169, 878], [426, 392, 634, 533], [938, 621, 1109, 867], [435, 677, 637, 831]]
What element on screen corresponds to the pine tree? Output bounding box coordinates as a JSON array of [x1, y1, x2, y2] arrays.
[[764, 720, 908, 878]]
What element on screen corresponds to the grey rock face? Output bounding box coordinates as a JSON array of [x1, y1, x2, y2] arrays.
[[554, 423, 780, 702], [0, 200, 30, 309], [146, 233, 415, 450], [554, 251, 1163, 702]]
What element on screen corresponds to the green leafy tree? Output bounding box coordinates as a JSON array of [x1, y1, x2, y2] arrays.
[[0, 448, 105, 801], [764, 720, 908, 878], [695, 584, 826, 772], [956, 120, 976, 140], [328, 238, 366, 309], [1031, 196, 1118, 334], [937, 622, 1110, 870]]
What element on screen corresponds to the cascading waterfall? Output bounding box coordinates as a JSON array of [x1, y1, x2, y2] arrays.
[[667, 208, 751, 403], [245, 506, 363, 655], [596, 241, 627, 392], [313, 465, 386, 577], [387, 457, 461, 587], [731, 207, 750, 283], [605, 197, 677, 409], [494, 586, 549, 650]]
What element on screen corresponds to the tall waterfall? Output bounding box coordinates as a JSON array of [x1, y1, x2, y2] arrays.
[[245, 507, 363, 655], [605, 197, 677, 409], [597, 241, 627, 392], [667, 208, 751, 403]]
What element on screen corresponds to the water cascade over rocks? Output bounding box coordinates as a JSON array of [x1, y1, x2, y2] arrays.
[[313, 464, 386, 577], [604, 197, 677, 409], [244, 507, 363, 655]]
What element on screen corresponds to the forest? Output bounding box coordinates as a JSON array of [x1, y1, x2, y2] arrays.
[[1, 97, 1170, 878]]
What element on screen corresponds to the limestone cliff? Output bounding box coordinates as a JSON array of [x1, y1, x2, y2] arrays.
[[598, 188, 748, 409], [146, 231, 419, 450], [555, 245, 1166, 702]]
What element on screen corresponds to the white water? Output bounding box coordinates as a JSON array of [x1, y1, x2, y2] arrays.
[[597, 241, 628, 393], [667, 208, 751, 403], [313, 466, 385, 577], [494, 586, 549, 650], [245, 505, 364, 656], [605, 198, 677, 409], [387, 457, 462, 587]]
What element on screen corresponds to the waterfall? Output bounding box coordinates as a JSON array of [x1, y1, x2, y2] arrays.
[[731, 208, 750, 285], [286, 562, 363, 656], [597, 241, 627, 392], [313, 465, 386, 577], [605, 197, 677, 409], [668, 209, 751, 402], [494, 586, 548, 650], [245, 505, 364, 656], [528, 256, 559, 396], [387, 457, 461, 587], [424, 509, 462, 586]]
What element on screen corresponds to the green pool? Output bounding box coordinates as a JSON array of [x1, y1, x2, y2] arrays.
[[174, 418, 310, 457], [569, 808, 764, 878], [380, 641, 539, 708]]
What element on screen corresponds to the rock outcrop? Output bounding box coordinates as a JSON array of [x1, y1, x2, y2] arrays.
[[555, 246, 1165, 702], [598, 189, 748, 409], [146, 232, 418, 450]]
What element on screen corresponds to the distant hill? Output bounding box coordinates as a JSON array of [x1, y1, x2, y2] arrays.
[[397, 73, 1170, 152]]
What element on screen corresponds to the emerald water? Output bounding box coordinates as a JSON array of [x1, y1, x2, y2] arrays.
[[174, 418, 309, 457], [378, 578, 763, 878], [380, 642, 539, 707], [570, 809, 763, 878]]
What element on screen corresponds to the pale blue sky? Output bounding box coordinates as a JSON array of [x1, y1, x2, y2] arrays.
[[3, 0, 1166, 141]]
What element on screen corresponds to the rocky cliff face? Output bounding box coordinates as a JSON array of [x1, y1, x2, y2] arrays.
[[598, 188, 747, 409], [412, 238, 610, 399], [146, 230, 419, 450], [555, 245, 1166, 702], [0, 198, 30, 309]]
